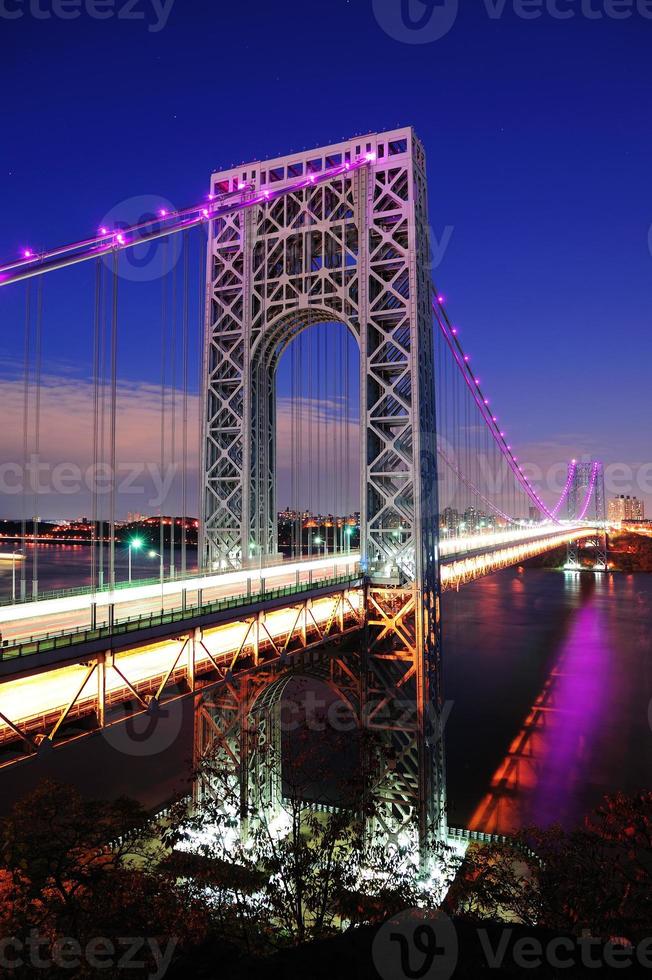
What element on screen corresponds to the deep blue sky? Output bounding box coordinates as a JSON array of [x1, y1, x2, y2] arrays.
[[1, 0, 651, 515]]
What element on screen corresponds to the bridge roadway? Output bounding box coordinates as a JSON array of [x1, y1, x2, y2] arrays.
[[0, 523, 597, 649], [0, 523, 597, 764]]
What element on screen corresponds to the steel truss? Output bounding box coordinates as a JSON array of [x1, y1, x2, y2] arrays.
[[0, 588, 363, 768], [566, 461, 608, 569], [201, 129, 445, 860]]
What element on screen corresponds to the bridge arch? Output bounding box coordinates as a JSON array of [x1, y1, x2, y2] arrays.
[[201, 129, 446, 857], [248, 306, 360, 559]]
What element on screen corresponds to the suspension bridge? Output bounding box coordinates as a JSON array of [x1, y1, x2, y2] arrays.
[[0, 128, 606, 865]]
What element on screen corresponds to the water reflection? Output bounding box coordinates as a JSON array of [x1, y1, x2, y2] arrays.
[[445, 570, 652, 834], [469, 575, 611, 833]]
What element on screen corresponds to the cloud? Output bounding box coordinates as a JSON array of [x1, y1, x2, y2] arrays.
[[0, 376, 361, 519]]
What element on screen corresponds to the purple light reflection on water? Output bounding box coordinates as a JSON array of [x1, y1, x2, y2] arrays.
[[527, 595, 611, 828], [453, 570, 651, 837]]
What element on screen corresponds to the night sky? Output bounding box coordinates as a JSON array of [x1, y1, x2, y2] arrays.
[[1, 1, 651, 518]]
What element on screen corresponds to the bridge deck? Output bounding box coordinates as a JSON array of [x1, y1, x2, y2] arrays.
[[0, 524, 597, 658], [0, 523, 599, 766]]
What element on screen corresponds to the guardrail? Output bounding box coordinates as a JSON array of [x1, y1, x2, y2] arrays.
[[0, 551, 359, 608], [0, 573, 363, 663]]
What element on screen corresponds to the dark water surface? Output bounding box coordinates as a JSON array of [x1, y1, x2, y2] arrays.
[[443, 568, 652, 833], [0, 552, 649, 836], [0, 543, 199, 601]]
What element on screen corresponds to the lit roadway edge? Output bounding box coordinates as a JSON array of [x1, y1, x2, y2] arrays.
[[0, 523, 598, 643], [0, 524, 598, 745]]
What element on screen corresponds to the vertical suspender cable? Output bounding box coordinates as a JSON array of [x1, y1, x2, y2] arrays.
[[91, 260, 102, 594], [20, 284, 31, 600], [160, 240, 168, 588], [181, 231, 189, 577], [170, 257, 177, 577], [98, 265, 107, 589], [316, 323, 321, 547], [31, 277, 43, 598], [197, 230, 206, 572], [344, 319, 350, 545], [108, 252, 118, 589]]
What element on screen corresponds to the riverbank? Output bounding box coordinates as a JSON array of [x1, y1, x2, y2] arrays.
[[525, 531, 652, 572]]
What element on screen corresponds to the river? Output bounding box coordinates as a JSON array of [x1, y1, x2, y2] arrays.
[[0, 548, 649, 836]]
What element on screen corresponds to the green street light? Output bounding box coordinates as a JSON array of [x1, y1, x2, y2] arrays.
[[127, 536, 144, 584]]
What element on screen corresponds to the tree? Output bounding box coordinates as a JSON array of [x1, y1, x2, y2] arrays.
[[0, 780, 212, 977], [450, 792, 652, 943], [162, 732, 458, 952]]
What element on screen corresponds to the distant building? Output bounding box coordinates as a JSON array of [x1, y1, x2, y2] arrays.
[[528, 506, 541, 523], [608, 495, 645, 522]]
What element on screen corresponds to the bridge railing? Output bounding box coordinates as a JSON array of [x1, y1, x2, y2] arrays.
[[0, 573, 363, 663], [0, 551, 357, 609]]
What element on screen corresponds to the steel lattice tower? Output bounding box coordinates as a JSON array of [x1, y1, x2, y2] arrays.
[[567, 460, 607, 569], [198, 129, 446, 860]]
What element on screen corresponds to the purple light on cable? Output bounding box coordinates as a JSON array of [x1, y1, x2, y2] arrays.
[[23, 249, 32, 259], [116, 233, 125, 245], [159, 209, 167, 217], [99, 227, 108, 236], [577, 462, 599, 521], [438, 294, 445, 304], [432, 297, 557, 523]]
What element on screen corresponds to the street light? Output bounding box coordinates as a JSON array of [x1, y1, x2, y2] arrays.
[[314, 535, 325, 556], [11, 550, 22, 603], [345, 526, 353, 554], [127, 536, 144, 583]]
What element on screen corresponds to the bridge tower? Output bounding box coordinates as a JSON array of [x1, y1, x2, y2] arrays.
[[198, 129, 446, 861], [567, 460, 607, 569]]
